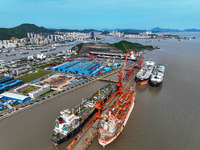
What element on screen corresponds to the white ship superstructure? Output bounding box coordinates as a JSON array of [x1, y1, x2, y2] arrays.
[[98, 88, 135, 147], [136, 59, 155, 85], [54, 109, 81, 136], [149, 64, 165, 87]]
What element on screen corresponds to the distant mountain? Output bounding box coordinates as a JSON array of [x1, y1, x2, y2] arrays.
[[118, 29, 146, 34], [0, 23, 52, 40], [105, 27, 200, 33], [0, 24, 101, 40], [1, 23, 200, 40], [53, 28, 99, 33], [183, 29, 200, 32], [151, 27, 200, 32], [13, 23, 51, 33], [151, 27, 181, 32], [103, 29, 146, 34]]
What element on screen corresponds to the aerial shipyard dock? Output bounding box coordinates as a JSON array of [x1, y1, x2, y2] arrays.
[[65, 64, 138, 150]]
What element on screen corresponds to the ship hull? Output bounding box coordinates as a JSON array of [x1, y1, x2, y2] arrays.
[[148, 80, 162, 87], [136, 77, 149, 85], [51, 89, 113, 145], [99, 100, 135, 147], [51, 108, 97, 145]]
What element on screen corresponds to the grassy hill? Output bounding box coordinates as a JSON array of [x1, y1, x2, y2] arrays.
[[72, 40, 154, 54], [110, 40, 154, 53]]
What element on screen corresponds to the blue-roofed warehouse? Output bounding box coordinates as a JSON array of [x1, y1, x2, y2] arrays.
[[0, 92, 30, 103], [51, 60, 79, 71], [0, 77, 23, 94], [51, 60, 102, 75]]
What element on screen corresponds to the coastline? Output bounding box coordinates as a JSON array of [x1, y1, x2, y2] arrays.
[[0, 69, 119, 121]]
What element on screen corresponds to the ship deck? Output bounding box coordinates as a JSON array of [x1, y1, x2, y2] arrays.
[[76, 85, 113, 121], [110, 89, 135, 122]]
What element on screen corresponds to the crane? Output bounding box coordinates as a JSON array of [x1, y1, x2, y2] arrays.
[[88, 54, 95, 61], [137, 50, 144, 69], [94, 43, 129, 119], [126, 62, 136, 79], [94, 89, 118, 120], [67, 56, 73, 62], [116, 43, 128, 94]]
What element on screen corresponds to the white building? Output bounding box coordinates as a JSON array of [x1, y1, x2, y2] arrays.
[[37, 54, 46, 59], [29, 84, 50, 99]]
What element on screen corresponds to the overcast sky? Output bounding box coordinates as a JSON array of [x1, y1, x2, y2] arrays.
[[0, 0, 199, 29]]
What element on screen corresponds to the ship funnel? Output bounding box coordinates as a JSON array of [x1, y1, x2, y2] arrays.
[[58, 117, 63, 124]]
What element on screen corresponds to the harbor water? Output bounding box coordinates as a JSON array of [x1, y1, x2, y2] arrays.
[[89, 37, 200, 150], [0, 45, 74, 62], [0, 36, 200, 150]]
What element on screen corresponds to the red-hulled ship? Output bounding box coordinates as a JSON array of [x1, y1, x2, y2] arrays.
[[98, 88, 136, 147]]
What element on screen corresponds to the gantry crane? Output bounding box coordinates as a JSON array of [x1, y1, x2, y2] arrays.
[[137, 50, 144, 69], [88, 54, 95, 61], [94, 43, 129, 119], [67, 56, 74, 62], [116, 43, 128, 94]]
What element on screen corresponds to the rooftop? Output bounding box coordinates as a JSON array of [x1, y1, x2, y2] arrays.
[[0, 92, 29, 100]]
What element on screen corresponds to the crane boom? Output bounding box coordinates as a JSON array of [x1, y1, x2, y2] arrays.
[[116, 43, 128, 94]]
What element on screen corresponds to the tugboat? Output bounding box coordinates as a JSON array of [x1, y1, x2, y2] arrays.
[[98, 88, 136, 147], [149, 64, 165, 87], [41, 50, 48, 53], [135, 59, 155, 85], [51, 84, 113, 145], [6, 54, 16, 57], [49, 47, 56, 51], [20, 52, 29, 55]]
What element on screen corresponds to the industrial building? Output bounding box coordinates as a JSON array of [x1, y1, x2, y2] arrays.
[[51, 60, 79, 72], [51, 60, 102, 75], [29, 84, 50, 99], [12, 65, 33, 76], [0, 77, 23, 94], [0, 92, 30, 103]]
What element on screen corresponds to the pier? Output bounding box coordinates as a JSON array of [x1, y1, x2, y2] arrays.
[[97, 78, 118, 83]]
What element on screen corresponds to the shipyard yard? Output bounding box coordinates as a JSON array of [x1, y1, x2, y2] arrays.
[[0, 37, 200, 150], [38, 74, 75, 90], [1, 0, 200, 148]]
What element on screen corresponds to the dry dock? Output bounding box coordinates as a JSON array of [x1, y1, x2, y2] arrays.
[[66, 69, 138, 150]]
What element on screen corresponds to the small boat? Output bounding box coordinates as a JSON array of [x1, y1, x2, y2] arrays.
[[49, 47, 56, 51], [41, 50, 48, 53], [20, 52, 29, 55], [6, 54, 16, 57]]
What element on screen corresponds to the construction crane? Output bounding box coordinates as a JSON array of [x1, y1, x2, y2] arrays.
[[126, 62, 136, 79], [67, 56, 73, 62], [49, 62, 60, 66], [94, 96, 102, 120], [88, 54, 95, 61], [116, 43, 128, 94], [94, 88, 118, 120], [137, 50, 144, 69], [124, 43, 143, 69], [94, 43, 128, 119]]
